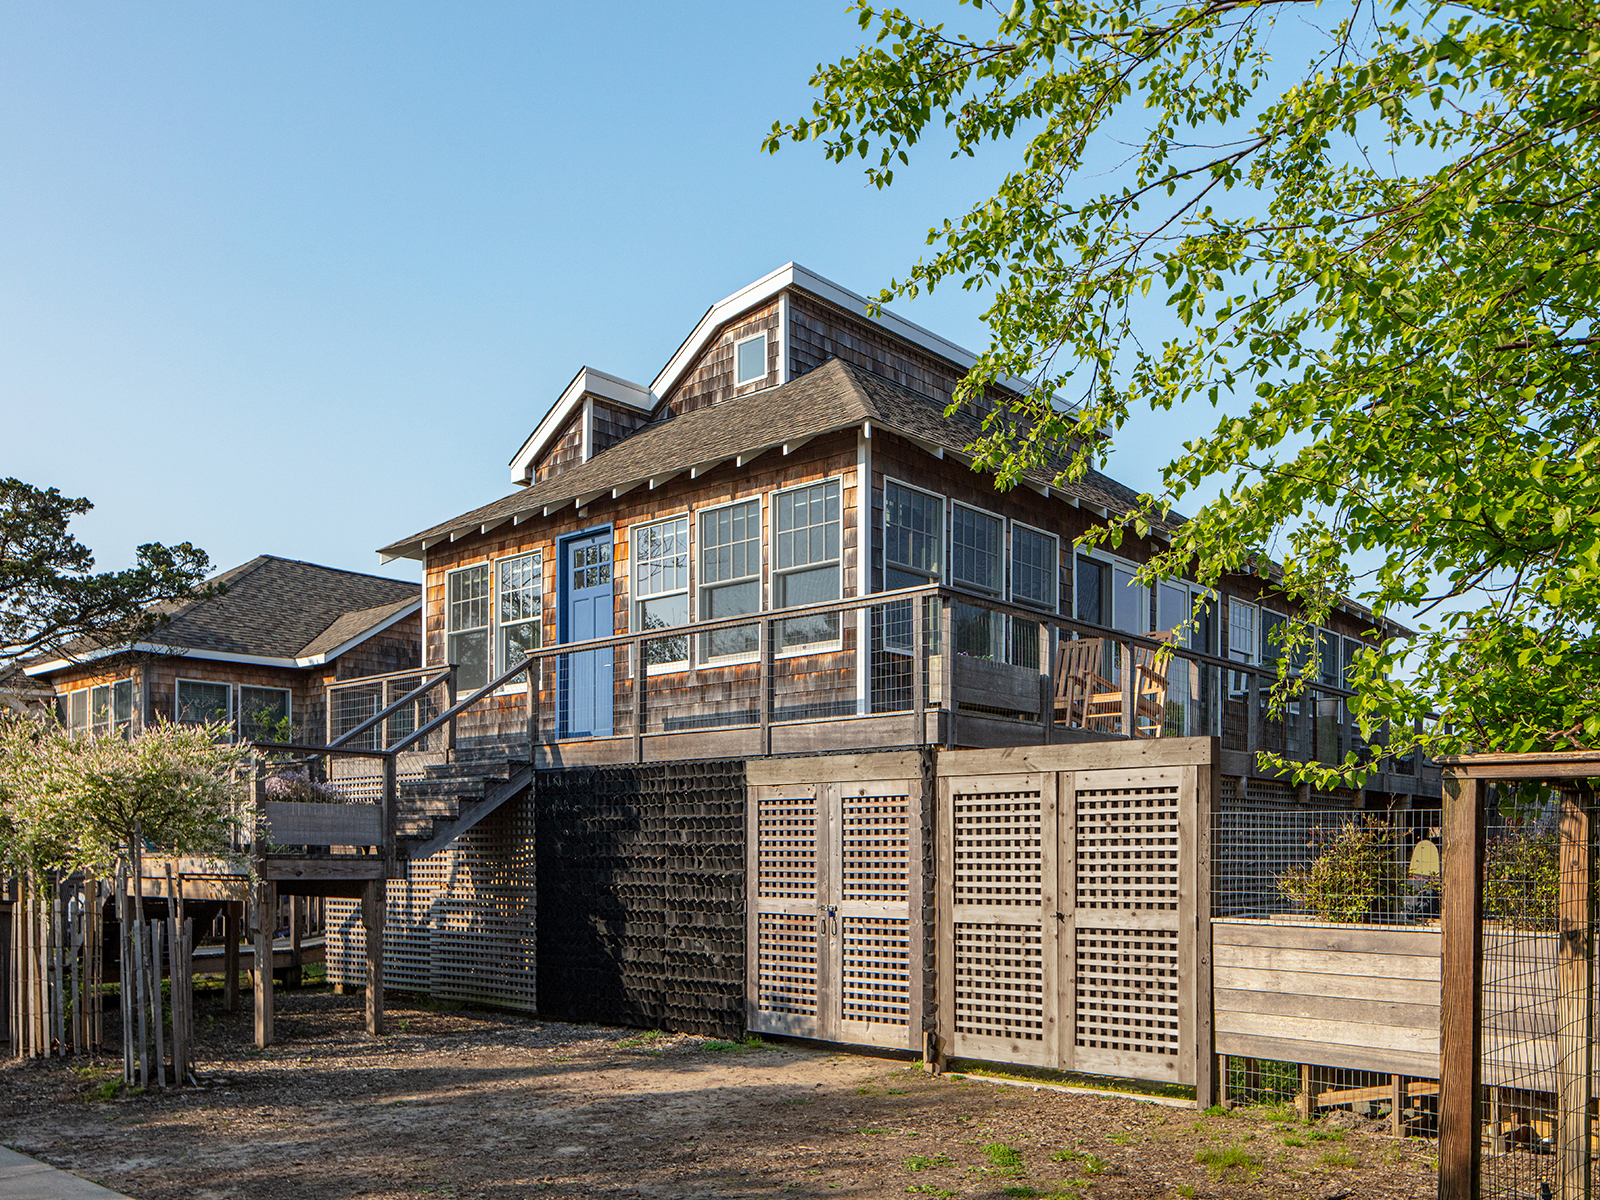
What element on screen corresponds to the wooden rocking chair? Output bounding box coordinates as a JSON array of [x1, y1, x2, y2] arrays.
[[1082, 632, 1174, 737], [1053, 637, 1111, 727]]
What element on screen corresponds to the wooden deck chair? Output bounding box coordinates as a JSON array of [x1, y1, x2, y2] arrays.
[[1083, 632, 1174, 736], [1053, 637, 1110, 727]]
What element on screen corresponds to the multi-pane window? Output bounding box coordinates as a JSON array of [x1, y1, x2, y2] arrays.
[[1228, 599, 1257, 697], [950, 505, 1002, 596], [112, 678, 134, 734], [1076, 555, 1109, 625], [91, 684, 112, 736], [700, 500, 762, 661], [68, 688, 89, 732], [497, 553, 543, 682], [734, 333, 767, 385], [634, 517, 690, 668], [1011, 524, 1058, 611], [447, 564, 491, 691], [774, 479, 841, 649], [884, 483, 942, 588], [239, 686, 292, 741], [176, 680, 232, 726], [1260, 609, 1288, 672]]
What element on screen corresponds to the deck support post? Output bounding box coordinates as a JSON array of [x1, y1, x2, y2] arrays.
[[223, 901, 240, 1012], [362, 878, 385, 1036], [1391, 1075, 1404, 1137], [251, 880, 275, 1049], [1439, 774, 1484, 1200], [1557, 789, 1592, 1200], [287, 896, 303, 989], [381, 755, 397, 880]]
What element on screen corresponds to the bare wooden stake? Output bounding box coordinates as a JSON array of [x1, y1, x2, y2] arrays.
[[149, 920, 166, 1089], [253, 880, 276, 1049], [362, 878, 384, 1036]]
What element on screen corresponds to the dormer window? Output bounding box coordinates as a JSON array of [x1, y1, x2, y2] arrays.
[[734, 332, 767, 386]]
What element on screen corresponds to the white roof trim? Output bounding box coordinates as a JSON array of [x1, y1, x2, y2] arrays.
[[23, 600, 421, 676], [508, 366, 654, 487]]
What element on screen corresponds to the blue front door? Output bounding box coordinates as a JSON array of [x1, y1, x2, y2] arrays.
[[560, 530, 614, 738]]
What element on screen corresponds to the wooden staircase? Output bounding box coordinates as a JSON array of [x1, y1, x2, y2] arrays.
[[393, 746, 533, 861]]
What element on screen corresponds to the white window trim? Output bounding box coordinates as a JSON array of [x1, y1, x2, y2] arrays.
[[695, 496, 765, 667], [882, 476, 946, 588], [629, 512, 692, 676], [1008, 519, 1060, 613], [948, 500, 1008, 599], [770, 476, 845, 658], [492, 550, 545, 693], [732, 331, 769, 387], [175, 678, 234, 731]]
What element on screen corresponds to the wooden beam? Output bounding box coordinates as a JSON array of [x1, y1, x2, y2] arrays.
[[1438, 774, 1484, 1200], [252, 880, 275, 1049], [362, 879, 385, 1037]]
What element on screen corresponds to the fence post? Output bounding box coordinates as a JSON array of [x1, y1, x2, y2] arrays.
[[633, 638, 645, 765], [1038, 622, 1055, 745], [1557, 791, 1592, 1200], [1120, 639, 1136, 738], [362, 876, 385, 1036], [526, 657, 539, 765], [252, 879, 275, 1049], [1246, 668, 1260, 761], [759, 618, 772, 757], [381, 754, 397, 880], [1439, 772, 1484, 1200], [940, 596, 956, 748]]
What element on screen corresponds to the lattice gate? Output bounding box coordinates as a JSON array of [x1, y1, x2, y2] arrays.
[[745, 753, 928, 1052], [936, 744, 1215, 1092]]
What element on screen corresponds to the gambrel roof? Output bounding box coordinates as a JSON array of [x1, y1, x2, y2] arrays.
[[380, 357, 1159, 562], [25, 556, 420, 675]]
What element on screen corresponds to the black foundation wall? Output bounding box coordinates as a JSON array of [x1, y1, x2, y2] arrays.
[[535, 759, 745, 1038]]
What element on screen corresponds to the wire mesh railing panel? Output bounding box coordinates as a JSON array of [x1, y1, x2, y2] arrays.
[[1219, 1059, 1439, 1134], [771, 622, 859, 724], [1214, 808, 1443, 925], [329, 682, 383, 749]]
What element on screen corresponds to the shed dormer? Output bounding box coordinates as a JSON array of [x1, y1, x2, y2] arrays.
[[508, 367, 654, 487]]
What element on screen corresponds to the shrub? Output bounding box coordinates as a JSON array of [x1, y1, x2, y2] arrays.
[[1276, 819, 1407, 923], [1483, 822, 1560, 927]]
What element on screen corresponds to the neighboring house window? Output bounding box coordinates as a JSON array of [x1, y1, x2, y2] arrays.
[[239, 686, 292, 742], [91, 684, 111, 736], [1228, 598, 1257, 697], [1010, 524, 1058, 612], [112, 678, 135, 735], [734, 332, 767, 386], [1111, 561, 1147, 635], [633, 516, 690, 669], [68, 688, 89, 733], [699, 500, 762, 662], [1260, 609, 1289, 674], [773, 478, 841, 650], [447, 564, 491, 692], [497, 552, 543, 682], [1318, 628, 1340, 692], [176, 680, 232, 727], [950, 505, 1003, 596], [884, 482, 942, 589]]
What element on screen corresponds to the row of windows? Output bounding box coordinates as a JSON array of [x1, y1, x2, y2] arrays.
[[444, 551, 543, 692], [53, 679, 292, 740], [884, 481, 1060, 611]]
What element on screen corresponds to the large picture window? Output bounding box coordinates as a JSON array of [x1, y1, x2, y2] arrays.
[[240, 686, 292, 741], [176, 679, 232, 727], [1075, 555, 1110, 625], [699, 500, 761, 661], [950, 504, 1003, 596], [633, 516, 690, 669], [1010, 523, 1058, 611], [497, 552, 542, 682], [773, 479, 841, 650], [447, 564, 491, 691]]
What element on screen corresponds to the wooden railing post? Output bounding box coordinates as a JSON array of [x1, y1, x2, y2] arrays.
[[445, 665, 458, 757], [1439, 773, 1485, 1200], [526, 657, 539, 764], [381, 754, 397, 880], [1038, 621, 1055, 745], [633, 637, 645, 765], [1120, 638, 1136, 738], [758, 618, 772, 758], [910, 598, 925, 747], [361, 877, 384, 1037], [1246, 667, 1261, 761], [1557, 790, 1593, 1200]]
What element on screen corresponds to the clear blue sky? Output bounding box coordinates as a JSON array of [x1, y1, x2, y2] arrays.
[[1, 2, 1211, 586]]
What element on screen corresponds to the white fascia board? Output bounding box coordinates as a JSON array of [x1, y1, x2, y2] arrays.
[[508, 366, 655, 487], [24, 601, 423, 676], [649, 262, 1073, 413]]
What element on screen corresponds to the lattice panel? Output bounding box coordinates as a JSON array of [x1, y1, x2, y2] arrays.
[[756, 913, 819, 1017], [840, 916, 910, 1027], [953, 922, 1045, 1041], [841, 794, 910, 903], [1074, 928, 1180, 1056], [1075, 783, 1181, 911], [757, 794, 818, 901], [952, 789, 1043, 906]]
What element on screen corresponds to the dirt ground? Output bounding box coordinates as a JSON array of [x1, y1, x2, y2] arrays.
[[1, 982, 1437, 1200]]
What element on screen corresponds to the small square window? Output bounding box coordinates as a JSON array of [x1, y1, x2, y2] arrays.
[[734, 333, 767, 386]]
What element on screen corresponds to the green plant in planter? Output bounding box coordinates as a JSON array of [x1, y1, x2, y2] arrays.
[[1277, 820, 1407, 923], [1483, 823, 1560, 927]]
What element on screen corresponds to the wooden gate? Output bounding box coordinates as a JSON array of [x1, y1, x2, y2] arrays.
[[745, 753, 927, 1051], [936, 742, 1216, 1093]]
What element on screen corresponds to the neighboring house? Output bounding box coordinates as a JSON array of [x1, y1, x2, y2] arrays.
[[376, 263, 1437, 807], [0, 665, 55, 717], [22, 555, 421, 744]]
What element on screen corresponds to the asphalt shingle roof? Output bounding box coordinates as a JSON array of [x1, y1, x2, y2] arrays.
[[380, 357, 1161, 558]]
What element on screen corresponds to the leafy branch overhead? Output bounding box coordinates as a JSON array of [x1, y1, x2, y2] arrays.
[[1, 478, 215, 670], [768, 0, 1600, 769]]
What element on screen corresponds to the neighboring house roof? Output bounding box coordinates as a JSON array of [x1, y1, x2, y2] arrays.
[[0, 664, 54, 713], [381, 356, 1157, 563], [24, 556, 420, 676]]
